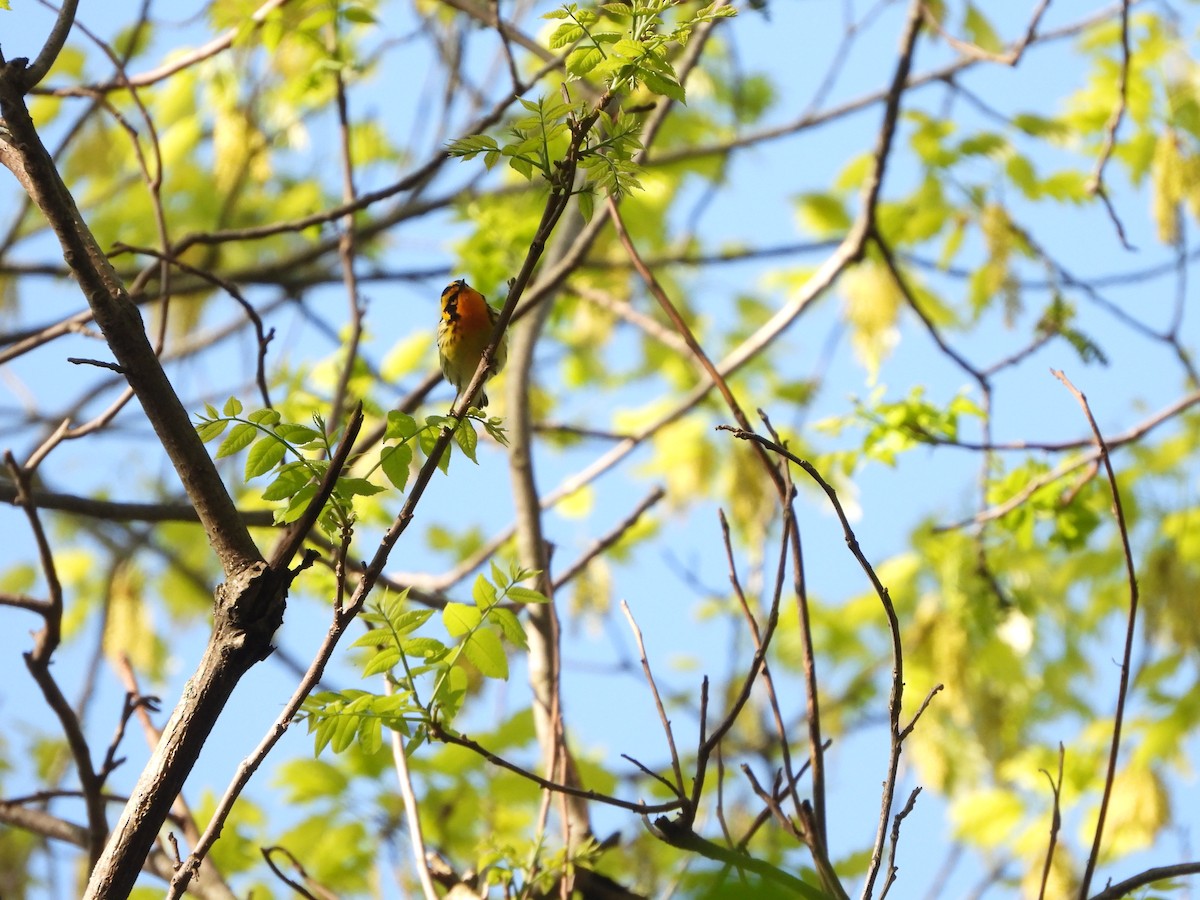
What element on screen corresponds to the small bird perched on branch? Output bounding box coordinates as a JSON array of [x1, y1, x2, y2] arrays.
[[436, 279, 508, 408]]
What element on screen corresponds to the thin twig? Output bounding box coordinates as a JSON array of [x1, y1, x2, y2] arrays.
[[428, 724, 682, 815], [1088, 862, 1200, 900], [261, 846, 331, 900], [900, 684, 944, 741], [621, 753, 686, 800], [1037, 743, 1065, 900], [387, 680, 439, 900], [21, 0, 79, 90], [620, 600, 686, 796], [553, 487, 665, 590], [918, 0, 1052, 66], [879, 788, 921, 900], [714, 426, 907, 900], [5, 451, 106, 863], [718, 509, 805, 820], [39, 0, 294, 94], [1085, 0, 1133, 249], [1053, 371, 1139, 899], [328, 44, 365, 431], [110, 244, 274, 407]]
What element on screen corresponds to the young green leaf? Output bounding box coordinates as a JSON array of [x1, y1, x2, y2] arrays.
[[463, 628, 508, 680], [216, 422, 257, 459], [245, 436, 287, 479], [443, 602, 482, 637]]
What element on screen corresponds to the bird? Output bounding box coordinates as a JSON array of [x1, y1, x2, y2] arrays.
[[436, 279, 508, 408]]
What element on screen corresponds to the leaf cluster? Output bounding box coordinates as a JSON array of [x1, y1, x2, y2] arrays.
[[300, 563, 548, 758], [194, 399, 508, 537]]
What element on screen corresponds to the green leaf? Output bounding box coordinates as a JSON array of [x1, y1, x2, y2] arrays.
[[443, 602, 481, 637], [490, 560, 510, 591], [391, 609, 434, 638], [434, 665, 468, 721], [795, 192, 851, 236], [216, 423, 257, 459], [401, 637, 447, 659], [350, 628, 395, 650], [342, 5, 376, 24], [312, 717, 334, 756], [362, 647, 402, 677], [358, 716, 382, 755], [472, 574, 498, 609], [484, 416, 509, 446], [640, 69, 685, 103], [196, 419, 228, 442], [463, 627, 508, 680], [337, 477, 385, 497], [567, 46, 605, 77], [330, 710, 359, 754], [509, 155, 535, 180], [223, 396, 243, 416], [261, 462, 313, 501], [245, 437, 287, 479], [453, 419, 479, 464], [506, 586, 550, 604], [964, 3, 1004, 54], [578, 186, 595, 222], [386, 411, 419, 441], [247, 408, 281, 426], [381, 442, 413, 491], [611, 38, 644, 59], [274, 423, 321, 444], [419, 417, 453, 474], [447, 134, 500, 159], [491, 607, 527, 649], [549, 22, 585, 48], [1012, 113, 1068, 139], [275, 483, 318, 524]]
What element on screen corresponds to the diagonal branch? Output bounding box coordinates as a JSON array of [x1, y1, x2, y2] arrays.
[[1054, 370, 1140, 899], [20, 0, 80, 90]]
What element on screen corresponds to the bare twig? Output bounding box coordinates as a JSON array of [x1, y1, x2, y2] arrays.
[[1037, 743, 1065, 900], [21, 0, 79, 90], [900, 684, 944, 741], [386, 680, 439, 900], [879, 788, 922, 900], [110, 244, 275, 407], [427, 723, 682, 815], [719, 509, 805, 820], [918, 0, 1052, 66], [1053, 371, 1139, 899], [620, 600, 686, 796], [553, 487, 665, 589], [328, 46, 365, 430], [714, 427, 908, 900], [1085, 0, 1133, 249], [4, 451, 106, 863], [1088, 862, 1200, 900], [39, 0, 294, 95], [262, 845, 332, 900]]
